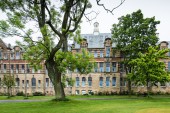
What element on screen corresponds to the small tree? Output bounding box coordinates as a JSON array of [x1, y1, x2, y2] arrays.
[[128, 46, 170, 97], [2, 75, 15, 97]]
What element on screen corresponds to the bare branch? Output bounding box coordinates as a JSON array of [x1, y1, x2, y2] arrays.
[[84, 11, 99, 23], [45, 3, 62, 37], [96, 0, 126, 14], [69, 0, 87, 32]]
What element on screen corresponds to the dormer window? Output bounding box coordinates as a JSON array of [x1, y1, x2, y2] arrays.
[[106, 46, 110, 57], [4, 53, 7, 59], [16, 51, 20, 59]]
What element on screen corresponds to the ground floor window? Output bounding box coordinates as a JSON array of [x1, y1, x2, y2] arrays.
[[99, 77, 103, 87], [106, 77, 110, 87], [76, 77, 79, 87], [75, 90, 79, 95], [112, 77, 116, 86], [82, 90, 86, 95], [120, 78, 126, 86]]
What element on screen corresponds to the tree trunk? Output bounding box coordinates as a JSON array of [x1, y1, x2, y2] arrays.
[[45, 60, 66, 100], [53, 72, 65, 100], [146, 80, 150, 97]]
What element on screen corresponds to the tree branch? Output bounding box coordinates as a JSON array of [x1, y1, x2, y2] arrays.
[[69, 0, 87, 32], [96, 0, 126, 14]]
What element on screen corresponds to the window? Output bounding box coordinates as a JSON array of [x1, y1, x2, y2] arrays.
[[94, 62, 98, 72], [26, 64, 30, 73], [112, 62, 117, 72], [46, 78, 49, 87], [16, 64, 19, 73], [32, 68, 35, 73], [100, 50, 103, 57], [112, 77, 116, 86], [15, 78, 20, 87], [16, 52, 20, 59], [38, 80, 41, 87], [168, 62, 170, 72], [82, 77, 86, 87], [119, 62, 124, 72], [106, 77, 110, 87], [21, 64, 25, 73], [82, 90, 86, 95], [99, 77, 103, 87], [75, 90, 79, 95], [88, 77, 92, 86], [11, 64, 14, 73], [106, 62, 110, 72], [22, 80, 24, 87], [3, 64, 6, 73], [94, 50, 98, 58], [76, 77, 79, 87], [10, 53, 14, 59], [99, 62, 104, 72], [106, 47, 110, 57], [4, 53, 7, 59], [120, 78, 126, 86], [26, 80, 29, 87], [32, 77, 36, 87]]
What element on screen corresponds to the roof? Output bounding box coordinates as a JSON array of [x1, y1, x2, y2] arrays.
[[74, 33, 113, 49]]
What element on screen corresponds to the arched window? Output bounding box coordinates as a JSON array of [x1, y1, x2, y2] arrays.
[[106, 77, 110, 87], [112, 77, 116, 86], [99, 77, 103, 87], [15, 77, 20, 87], [88, 77, 92, 86], [76, 77, 79, 87], [82, 77, 86, 87], [32, 77, 36, 87]]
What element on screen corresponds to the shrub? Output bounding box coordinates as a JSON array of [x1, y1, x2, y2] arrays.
[[33, 92, 45, 96], [98, 92, 103, 96], [16, 91, 24, 96]]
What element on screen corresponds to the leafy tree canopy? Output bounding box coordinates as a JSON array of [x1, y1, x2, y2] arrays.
[[128, 46, 170, 87]]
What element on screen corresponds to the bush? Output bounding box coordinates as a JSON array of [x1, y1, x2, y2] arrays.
[[110, 91, 117, 95], [33, 92, 45, 96], [0, 92, 5, 96], [98, 92, 103, 96], [16, 91, 24, 96]]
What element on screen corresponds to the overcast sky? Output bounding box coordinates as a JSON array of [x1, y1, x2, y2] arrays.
[[81, 0, 170, 41], [2, 0, 170, 45]]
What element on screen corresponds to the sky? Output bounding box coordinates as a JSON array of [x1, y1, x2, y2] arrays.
[[2, 0, 170, 45], [81, 0, 170, 41]]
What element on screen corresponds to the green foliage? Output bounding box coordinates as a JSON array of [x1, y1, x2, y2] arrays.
[[2, 75, 15, 88], [55, 49, 94, 74], [128, 46, 170, 86], [111, 9, 160, 65]]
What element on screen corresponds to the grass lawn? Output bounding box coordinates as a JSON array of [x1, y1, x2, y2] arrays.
[[0, 95, 170, 113]]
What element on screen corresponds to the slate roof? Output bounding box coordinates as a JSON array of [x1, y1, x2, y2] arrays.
[[74, 33, 113, 49]]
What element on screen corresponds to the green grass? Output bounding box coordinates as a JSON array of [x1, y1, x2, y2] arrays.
[[0, 95, 170, 113]]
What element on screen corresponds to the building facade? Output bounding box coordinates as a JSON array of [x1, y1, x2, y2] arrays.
[[0, 39, 54, 95], [0, 22, 170, 95], [70, 22, 170, 95]]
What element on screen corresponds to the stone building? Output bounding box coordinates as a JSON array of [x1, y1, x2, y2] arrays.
[[70, 22, 170, 95], [0, 38, 53, 95], [0, 22, 170, 95]]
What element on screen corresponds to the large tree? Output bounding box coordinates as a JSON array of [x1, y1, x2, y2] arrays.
[[128, 46, 170, 96], [111, 10, 160, 93], [0, 0, 125, 100]]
